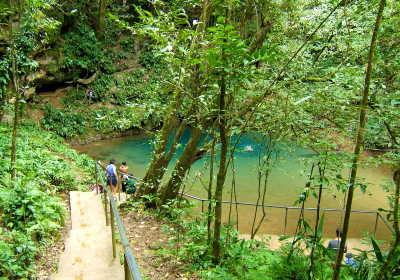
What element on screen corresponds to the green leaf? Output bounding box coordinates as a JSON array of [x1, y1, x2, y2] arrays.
[[108, 13, 118, 20], [302, 220, 312, 232], [315, 92, 327, 101], [279, 235, 295, 241], [267, 44, 278, 56], [371, 238, 383, 263], [260, 45, 268, 57], [311, 188, 317, 198], [253, 51, 260, 59], [317, 212, 325, 241], [243, 79, 251, 86]]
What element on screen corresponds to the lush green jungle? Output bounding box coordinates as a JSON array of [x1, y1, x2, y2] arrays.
[[0, 0, 400, 279]]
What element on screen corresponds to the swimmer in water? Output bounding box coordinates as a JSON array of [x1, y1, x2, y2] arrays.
[[244, 145, 253, 151]]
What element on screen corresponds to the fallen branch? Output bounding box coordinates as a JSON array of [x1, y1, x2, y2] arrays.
[[65, 71, 98, 85]]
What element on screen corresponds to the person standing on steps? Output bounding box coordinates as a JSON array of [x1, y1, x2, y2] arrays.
[[120, 161, 129, 178], [106, 159, 118, 200]]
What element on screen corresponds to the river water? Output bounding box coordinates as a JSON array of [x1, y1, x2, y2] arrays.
[[73, 129, 394, 241]]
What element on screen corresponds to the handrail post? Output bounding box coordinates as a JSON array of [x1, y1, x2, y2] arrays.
[[110, 176, 113, 201], [95, 163, 99, 194], [95, 160, 143, 279], [69, 191, 72, 230], [104, 189, 109, 226], [124, 254, 133, 280], [202, 200, 204, 213], [118, 173, 122, 201], [111, 203, 116, 258], [284, 208, 288, 236], [374, 212, 379, 237]]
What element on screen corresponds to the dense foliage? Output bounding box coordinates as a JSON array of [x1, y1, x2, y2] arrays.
[[0, 123, 94, 278], [0, 0, 399, 279], [33, 20, 171, 138], [127, 0, 400, 278], [123, 198, 391, 280]]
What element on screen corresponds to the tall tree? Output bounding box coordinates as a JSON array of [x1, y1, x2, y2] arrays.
[[140, 0, 218, 197], [9, 0, 19, 181], [1, 0, 59, 181], [332, 0, 386, 278], [98, 0, 106, 42]]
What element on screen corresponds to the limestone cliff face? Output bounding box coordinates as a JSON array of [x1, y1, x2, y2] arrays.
[[1, 2, 165, 143], [0, 4, 79, 97]]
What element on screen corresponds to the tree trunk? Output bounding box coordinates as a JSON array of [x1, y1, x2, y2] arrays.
[[142, 0, 217, 197], [212, 2, 233, 262], [248, 16, 273, 54], [213, 68, 228, 265], [142, 89, 185, 194], [331, 0, 386, 278], [308, 161, 325, 280], [240, 0, 254, 37], [312, 34, 334, 66], [159, 117, 209, 205], [0, 89, 9, 122], [98, 0, 106, 42], [9, 0, 19, 182], [212, 91, 227, 264], [10, 86, 19, 182], [207, 127, 217, 244], [250, 137, 273, 238]]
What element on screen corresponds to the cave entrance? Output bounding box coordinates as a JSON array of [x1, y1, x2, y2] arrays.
[[35, 82, 70, 95]]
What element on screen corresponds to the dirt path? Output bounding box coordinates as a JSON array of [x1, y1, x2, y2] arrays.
[[120, 207, 195, 280]]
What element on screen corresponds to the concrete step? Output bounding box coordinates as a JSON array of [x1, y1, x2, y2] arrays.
[[57, 247, 118, 274], [70, 191, 106, 229], [62, 227, 113, 253], [50, 191, 124, 280], [49, 264, 124, 280]]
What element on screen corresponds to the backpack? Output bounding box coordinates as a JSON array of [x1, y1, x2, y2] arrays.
[[90, 184, 103, 194], [126, 179, 136, 194]]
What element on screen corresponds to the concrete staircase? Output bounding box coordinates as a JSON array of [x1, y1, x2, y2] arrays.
[[50, 191, 123, 280]]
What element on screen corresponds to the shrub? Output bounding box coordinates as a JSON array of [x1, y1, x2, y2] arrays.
[[120, 37, 136, 53], [40, 104, 87, 137], [138, 43, 164, 73]]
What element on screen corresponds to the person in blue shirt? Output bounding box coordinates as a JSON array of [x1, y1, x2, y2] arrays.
[[106, 159, 118, 200]]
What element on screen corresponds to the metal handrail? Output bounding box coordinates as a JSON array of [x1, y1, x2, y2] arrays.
[[115, 173, 395, 238], [181, 193, 395, 237], [95, 160, 143, 280]]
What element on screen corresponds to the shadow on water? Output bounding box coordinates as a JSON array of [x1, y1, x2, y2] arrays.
[[73, 129, 394, 241]]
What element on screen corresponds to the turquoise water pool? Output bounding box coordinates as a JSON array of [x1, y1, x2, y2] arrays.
[[73, 129, 393, 239]]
